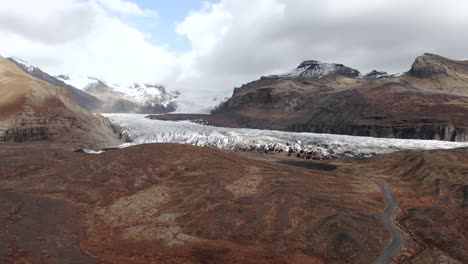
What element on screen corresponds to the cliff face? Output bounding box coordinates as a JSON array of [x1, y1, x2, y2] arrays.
[[0, 56, 121, 148], [212, 54, 468, 141]]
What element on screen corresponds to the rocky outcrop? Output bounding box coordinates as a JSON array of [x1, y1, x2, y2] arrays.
[[110, 122, 131, 143], [408, 53, 468, 79], [0, 127, 48, 142], [212, 54, 468, 141], [364, 70, 389, 79]]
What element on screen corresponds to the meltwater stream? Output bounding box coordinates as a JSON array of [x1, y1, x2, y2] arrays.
[[104, 114, 468, 158]]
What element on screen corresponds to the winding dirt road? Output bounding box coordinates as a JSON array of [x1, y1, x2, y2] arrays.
[[373, 180, 407, 264]]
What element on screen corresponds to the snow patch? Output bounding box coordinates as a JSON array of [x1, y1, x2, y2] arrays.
[[83, 149, 105, 154], [10, 57, 35, 73]]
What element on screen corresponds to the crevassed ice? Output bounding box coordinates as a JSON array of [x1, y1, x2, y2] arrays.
[[104, 113, 468, 158]]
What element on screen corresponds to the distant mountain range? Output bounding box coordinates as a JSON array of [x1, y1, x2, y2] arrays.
[[8, 58, 179, 114], [265, 60, 401, 80], [156, 53, 468, 142], [210, 53, 468, 141]]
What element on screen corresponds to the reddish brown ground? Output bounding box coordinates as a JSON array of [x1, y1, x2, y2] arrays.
[[0, 143, 466, 263], [0, 143, 388, 264], [333, 148, 468, 264]]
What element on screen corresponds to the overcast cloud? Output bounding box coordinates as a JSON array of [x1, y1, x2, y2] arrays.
[[0, 0, 467, 112]]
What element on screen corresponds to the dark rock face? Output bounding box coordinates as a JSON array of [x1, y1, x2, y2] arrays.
[[110, 123, 131, 143], [0, 127, 48, 142], [409, 54, 448, 78], [364, 70, 389, 78], [289, 121, 468, 142], [212, 54, 468, 142], [8, 58, 104, 112]]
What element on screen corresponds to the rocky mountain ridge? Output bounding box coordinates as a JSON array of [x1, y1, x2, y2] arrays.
[[8, 57, 104, 111], [6, 57, 180, 114], [0, 55, 120, 148], [209, 53, 468, 141]]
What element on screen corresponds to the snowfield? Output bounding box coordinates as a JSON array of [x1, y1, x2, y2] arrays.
[[104, 114, 468, 158]]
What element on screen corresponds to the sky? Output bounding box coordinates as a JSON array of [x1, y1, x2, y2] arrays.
[[0, 0, 467, 112]]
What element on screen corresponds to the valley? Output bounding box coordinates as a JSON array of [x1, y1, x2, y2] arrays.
[[2, 0, 468, 263], [0, 48, 467, 264]]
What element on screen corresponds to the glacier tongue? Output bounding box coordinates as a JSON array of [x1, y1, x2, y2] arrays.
[[104, 114, 468, 158]]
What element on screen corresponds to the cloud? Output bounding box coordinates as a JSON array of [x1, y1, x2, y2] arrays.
[[1, 0, 468, 112], [177, 0, 468, 75], [95, 0, 157, 17], [0, 0, 97, 44], [0, 0, 175, 84], [172, 0, 468, 111]]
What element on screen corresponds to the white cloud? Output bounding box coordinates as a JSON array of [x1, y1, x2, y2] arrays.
[[95, 0, 157, 17], [172, 0, 468, 111], [0, 0, 97, 44], [0, 0, 175, 84], [1, 0, 468, 112]]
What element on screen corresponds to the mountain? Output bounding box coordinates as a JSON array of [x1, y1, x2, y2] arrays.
[[6, 57, 179, 114], [267, 60, 361, 79], [57, 75, 179, 113], [0, 55, 120, 148], [208, 53, 468, 141], [8, 57, 103, 112], [403, 53, 468, 96]]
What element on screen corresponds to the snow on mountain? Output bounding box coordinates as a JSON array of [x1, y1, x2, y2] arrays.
[[56, 74, 95, 92], [264, 60, 406, 80], [9, 57, 35, 73], [285, 60, 345, 78], [267, 60, 361, 79], [57, 75, 180, 113], [104, 114, 468, 158], [112, 82, 178, 108]]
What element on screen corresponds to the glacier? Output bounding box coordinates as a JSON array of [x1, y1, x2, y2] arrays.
[[104, 114, 468, 158]]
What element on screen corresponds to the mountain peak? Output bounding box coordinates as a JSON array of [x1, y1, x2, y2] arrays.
[[409, 53, 468, 78], [268, 59, 360, 80], [294, 60, 360, 78]]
